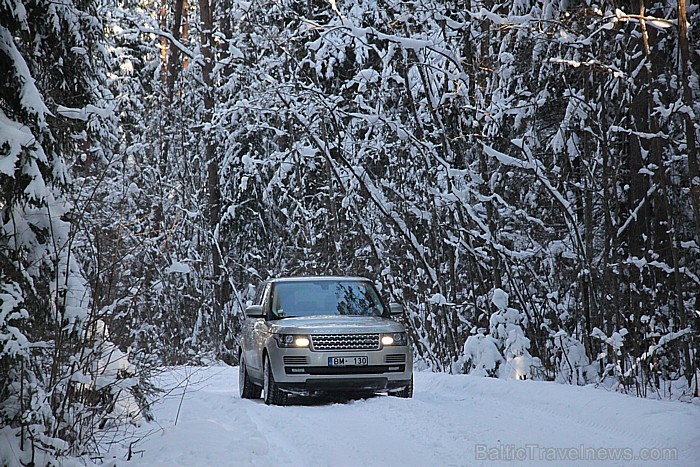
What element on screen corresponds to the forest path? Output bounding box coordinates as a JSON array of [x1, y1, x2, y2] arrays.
[[120, 365, 699, 466]]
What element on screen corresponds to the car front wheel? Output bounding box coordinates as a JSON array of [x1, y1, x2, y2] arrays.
[[239, 352, 261, 399], [389, 374, 413, 398], [263, 355, 287, 406]]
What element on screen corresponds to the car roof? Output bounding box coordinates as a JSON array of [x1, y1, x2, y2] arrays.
[[269, 276, 372, 283]]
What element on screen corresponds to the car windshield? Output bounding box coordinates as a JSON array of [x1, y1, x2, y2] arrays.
[[271, 280, 386, 318]]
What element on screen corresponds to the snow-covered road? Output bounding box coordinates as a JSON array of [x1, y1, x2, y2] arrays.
[[120, 365, 699, 466]]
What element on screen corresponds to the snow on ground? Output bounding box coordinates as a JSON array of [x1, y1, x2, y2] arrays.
[[113, 365, 699, 466]]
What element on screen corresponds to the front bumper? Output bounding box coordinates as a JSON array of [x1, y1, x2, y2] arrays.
[[268, 343, 413, 395]]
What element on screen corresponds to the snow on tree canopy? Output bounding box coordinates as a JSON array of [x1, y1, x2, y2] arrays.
[[0, 27, 51, 126], [0, 109, 38, 176], [429, 292, 447, 305], [461, 329, 503, 377], [167, 261, 192, 274], [488, 288, 537, 379], [492, 288, 509, 310]]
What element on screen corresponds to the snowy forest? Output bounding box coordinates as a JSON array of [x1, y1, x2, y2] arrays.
[[1, 0, 699, 460]]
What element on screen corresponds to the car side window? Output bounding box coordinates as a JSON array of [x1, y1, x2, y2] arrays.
[[253, 282, 266, 306], [261, 283, 272, 317]]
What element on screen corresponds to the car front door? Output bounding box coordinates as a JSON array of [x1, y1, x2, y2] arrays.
[[242, 282, 264, 374], [248, 282, 272, 377]]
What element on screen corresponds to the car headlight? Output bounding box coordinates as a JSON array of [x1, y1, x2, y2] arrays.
[[275, 334, 310, 348], [381, 332, 407, 346]]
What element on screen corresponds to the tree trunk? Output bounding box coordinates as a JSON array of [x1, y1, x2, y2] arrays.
[[678, 0, 700, 243], [167, 0, 187, 99], [199, 0, 223, 311]]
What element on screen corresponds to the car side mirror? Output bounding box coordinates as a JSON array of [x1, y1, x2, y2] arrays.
[[389, 302, 403, 316], [245, 305, 265, 318]]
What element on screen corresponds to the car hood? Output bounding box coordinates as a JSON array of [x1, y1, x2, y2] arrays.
[[269, 316, 405, 334]]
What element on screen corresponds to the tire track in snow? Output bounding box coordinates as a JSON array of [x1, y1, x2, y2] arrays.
[[122, 366, 700, 466], [128, 367, 273, 466]]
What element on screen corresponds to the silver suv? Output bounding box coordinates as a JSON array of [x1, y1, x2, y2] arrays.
[[238, 276, 413, 405]]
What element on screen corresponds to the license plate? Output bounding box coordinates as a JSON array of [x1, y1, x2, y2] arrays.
[[328, 356, 368, 367]]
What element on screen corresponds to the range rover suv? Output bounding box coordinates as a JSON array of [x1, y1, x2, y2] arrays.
[[238, 276, 413, 405]]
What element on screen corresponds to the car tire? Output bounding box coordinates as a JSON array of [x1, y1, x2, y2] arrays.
[[263, 355, 287, 406], [389, 374, 413, 398], [239, 353, 261, 399]]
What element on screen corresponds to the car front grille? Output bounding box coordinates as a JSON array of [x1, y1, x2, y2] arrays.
[[311, 333, 380, 351]]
